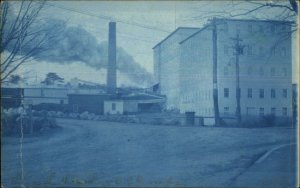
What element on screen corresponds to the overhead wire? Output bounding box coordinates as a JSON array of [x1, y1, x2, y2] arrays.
[[44, 2, 172, 33]]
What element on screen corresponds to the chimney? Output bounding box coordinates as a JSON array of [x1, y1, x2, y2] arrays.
[[107, 22, 117, 94]]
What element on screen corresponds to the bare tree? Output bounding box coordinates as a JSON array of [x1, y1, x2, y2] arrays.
[[0, 0, 61, 83], [189, 0, 297, 21], [186, 0, 298, 57]]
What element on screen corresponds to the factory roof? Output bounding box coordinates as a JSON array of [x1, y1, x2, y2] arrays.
[[152, 27, 199, 49], [109, 93, 165, 101], [179, 24, 211, 44]]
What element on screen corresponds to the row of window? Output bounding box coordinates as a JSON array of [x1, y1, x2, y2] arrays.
[[223, 45, 287, 57], [250, 24, 287, 34], [224, 88, 288, 99], [223, 23, 288, 34], [224, 67, 288, 77], [224, 107, 288, 116], [181, 90, 212, 103]]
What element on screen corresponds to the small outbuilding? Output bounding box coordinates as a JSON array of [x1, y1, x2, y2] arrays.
[[104, 93, 165, 115], [68, 93, 111, 114]]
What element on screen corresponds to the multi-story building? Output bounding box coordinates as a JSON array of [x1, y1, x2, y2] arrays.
[[154, 18, 293, 124], [153, 27, 199, 109]]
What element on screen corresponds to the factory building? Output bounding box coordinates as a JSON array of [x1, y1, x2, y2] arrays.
[[154, 18, 293, 124], [67, 22, 165, 115], [1, 88, 24, 108], [153, 27, 200, 109], [23, 88, 68, 105], [104, 93, 165, 115]]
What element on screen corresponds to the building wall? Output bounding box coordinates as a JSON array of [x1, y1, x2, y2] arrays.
[[157, 19, 293, 122], [123, 101, 138, 113], [24, 88, 68, 105], [1, 88, 24, 108], [179, 26, 214, 117], [216, 19, 292, 118], [68, 94, 110, 114], [23, 98, 67, 105], [153, 28, 199, 110], [104, 101, 124, 115]]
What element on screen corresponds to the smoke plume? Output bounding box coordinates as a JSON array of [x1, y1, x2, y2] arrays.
[[38, 19, 153, 86], [3, 14, 153, 86]]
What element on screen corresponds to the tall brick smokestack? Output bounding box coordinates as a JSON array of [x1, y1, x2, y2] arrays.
[[107, 22, 117, 94]]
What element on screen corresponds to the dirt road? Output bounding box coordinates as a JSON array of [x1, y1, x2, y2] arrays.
[[1, 118, 297, 187]]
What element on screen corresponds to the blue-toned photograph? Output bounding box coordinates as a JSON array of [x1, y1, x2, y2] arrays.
[[1, 0, 298, 187]]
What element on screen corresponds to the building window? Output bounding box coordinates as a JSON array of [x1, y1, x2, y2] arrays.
[[259, 108, 264, 116], [224, 88, 229, 98], [270, 46, 276, 56], [224, 107, 229, 115], [224, 45, 229, 55], [270, 25, 275, 34], [259, 67, 264, 76], [73, 104, 78, 113], [282, 89, 287, 98], [271, 67, 276, 76], [41, 89, 44, 97], [281, 25, 286, 31], [112, 103, 116, 111], [247, 67, 253, 76], [271, 108, 276, 115], [281, 47, 286, 57], [247, 45, 253, 56], [236, 88, 241, 98], [224, 67, 229, 76], [60, 99, 64, 105], [259, 46, 264, 56], [247, 107, 255, 116], [282, 68, 287, 77], [259, 25, 264, 33], [247, 88, 252, 98], [248, 24, 253, 33], [259, 89, 264, 98], [223, 23, 228, 32], [282, 107, 287, 116], [271, 89, 276, 98]]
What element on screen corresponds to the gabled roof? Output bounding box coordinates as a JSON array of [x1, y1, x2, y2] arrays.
[[179, 24, 211, 44], [109, 93, 165, 101], [152, 27, 200, 49]]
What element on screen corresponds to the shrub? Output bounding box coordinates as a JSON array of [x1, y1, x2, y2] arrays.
[[47, 111, 56, 118], [87, 113, 96, 120], [79, 111, 90, 120], [2, 108, 60, 136], [69, 113, 80, 119], [56, 111, 64, 118]]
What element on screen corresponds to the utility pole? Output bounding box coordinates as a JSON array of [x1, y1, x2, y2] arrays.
[[231, 33, 244, 124], [212, 17, 220, 126], [29, 104, 33, 134]]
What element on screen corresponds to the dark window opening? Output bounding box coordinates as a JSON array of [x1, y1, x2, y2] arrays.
[[224, 88, 229, 98], [112, 103, 116, 111], [259, 89, 264, 98]]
